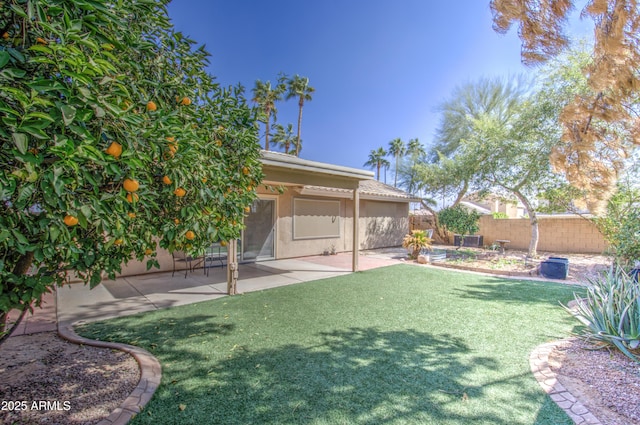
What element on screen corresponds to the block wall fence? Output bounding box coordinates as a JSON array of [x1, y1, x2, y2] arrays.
[[411, 214, 609, 254]]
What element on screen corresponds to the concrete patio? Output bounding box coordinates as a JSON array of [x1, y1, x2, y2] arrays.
[[50, 250, 405, 329]]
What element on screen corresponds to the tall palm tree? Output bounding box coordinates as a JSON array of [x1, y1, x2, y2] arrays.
[[272, 123, 296, 154], [252, 78, 286, 151], [407, 138, 426, 160], [387, 137, 406, 187], [286, 74, 314, 157], [404, 138, 426, 194], [364, 147, 390, 181]]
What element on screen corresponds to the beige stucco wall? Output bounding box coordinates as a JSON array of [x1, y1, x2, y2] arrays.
[[359, 200, 409, 250], [118, 188, 411, 276], [269, 188, 410, 259], [478, 215, 608, 254]]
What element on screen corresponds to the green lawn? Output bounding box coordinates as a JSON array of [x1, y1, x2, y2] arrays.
[[79, 264, 583, 425]]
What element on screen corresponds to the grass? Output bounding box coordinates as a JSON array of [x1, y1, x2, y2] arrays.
[[78, 264, 583, 425]]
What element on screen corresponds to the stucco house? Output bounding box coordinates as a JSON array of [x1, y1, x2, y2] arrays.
[[119, 151, 417, 277]]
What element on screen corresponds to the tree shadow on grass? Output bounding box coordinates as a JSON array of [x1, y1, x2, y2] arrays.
[[83, 317, 573, 425], [453, 277, 583, 306]]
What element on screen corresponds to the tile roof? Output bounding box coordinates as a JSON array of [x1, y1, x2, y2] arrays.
[[303, 179, 418, 202]]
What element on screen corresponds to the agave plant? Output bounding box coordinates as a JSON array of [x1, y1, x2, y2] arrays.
[[566, 266, 640, 362], [402, 230, 433, 259]]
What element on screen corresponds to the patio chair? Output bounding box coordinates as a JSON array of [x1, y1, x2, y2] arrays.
[[172, 251, 200, 278]]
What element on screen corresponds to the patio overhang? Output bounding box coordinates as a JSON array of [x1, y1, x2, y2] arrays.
[[260, 150, 373, 190], [226, 152, 374, 293]]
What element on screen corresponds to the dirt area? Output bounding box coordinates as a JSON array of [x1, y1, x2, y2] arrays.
[[424, 245, 612, 284], [0, 332, 138, 425]]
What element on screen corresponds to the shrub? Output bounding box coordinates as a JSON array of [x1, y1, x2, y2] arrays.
[[437, 205, 481, 247], [402, 230, 432, 259], [567, 267, 640, 362]]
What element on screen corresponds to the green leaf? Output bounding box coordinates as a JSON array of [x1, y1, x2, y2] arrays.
[[1, 68, 27, 78], [11, 229, 29, 245], [49, 226, 61, 243], [61, 105, 77, 126], [12, 133, 28, 154], [0, 229, 11, 244], [0, 51, 10, 68]]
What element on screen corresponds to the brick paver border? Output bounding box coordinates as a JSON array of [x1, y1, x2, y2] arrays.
[[58, 322, 162, 425], [530, 339, 602, 425]]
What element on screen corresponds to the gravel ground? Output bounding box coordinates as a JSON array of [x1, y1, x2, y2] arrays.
[[0, 332, 139, 425], [550, 339, 640, 425]]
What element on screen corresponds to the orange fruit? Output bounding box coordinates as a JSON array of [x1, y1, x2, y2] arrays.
[[201, 177, 207, 183], [105, 141, 122, 158], [2, 32, 9, 40], [63, 215, 79, 226], [246, 185, 253, 192], [174, 187, 186, 197], [127, 212, 136, 219], [185, 230, 195, 240], [162, 175, 172, 185], [145, 248, 153, 255], [220, 240, 228, 247], [146, 100, 157, 112], [244, 206, 251, 213], [123, 178, 139, 192], [242, 166, 249, 175], [215, 139, 222, 147], [126, 193, 139, 203], [179, 97, 191, 106], [168, 144, 178, 155], [114, 238, 123, 246], [174, 218, 180, 224]]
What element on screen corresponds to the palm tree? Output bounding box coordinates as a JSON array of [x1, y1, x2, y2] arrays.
[[272, 123, 296, 154], [252, 78, 286, 151], [364, 147, 390, 181], [387, 137, 406, 187], [286, 75, 314, 157], [403, 138, 426, 194], [407, 138, 426, 160]]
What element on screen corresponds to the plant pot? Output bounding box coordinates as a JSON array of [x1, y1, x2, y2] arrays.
[[453, 235, 484, 248]]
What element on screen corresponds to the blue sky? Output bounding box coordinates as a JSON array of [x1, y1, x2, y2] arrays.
[[167, 1, 593, 172]]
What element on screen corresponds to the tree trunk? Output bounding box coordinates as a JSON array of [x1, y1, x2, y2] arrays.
[[296, 97, 303, 157], [420, 200, 449, 243], [265, 109, 271, 151], [513, 190, 539, 257], [0, 251, 35, 344], [451, 179, 469, 207], [394, 154, 399, 187]]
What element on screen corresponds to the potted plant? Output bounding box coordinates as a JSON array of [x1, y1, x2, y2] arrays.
[[402, 230, 433, 259]]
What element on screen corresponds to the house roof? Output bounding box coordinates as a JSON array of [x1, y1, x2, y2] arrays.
[[299, 179, 419, 203], [261, 151, 373, 182]]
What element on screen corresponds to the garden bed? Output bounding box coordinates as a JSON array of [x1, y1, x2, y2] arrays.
[[421, 245, 612, 283]]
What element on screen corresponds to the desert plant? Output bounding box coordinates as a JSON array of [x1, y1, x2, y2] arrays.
[[402, 230, 432, 259], [567, 267, 640, 362]]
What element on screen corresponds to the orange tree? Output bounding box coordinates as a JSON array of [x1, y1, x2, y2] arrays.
[[0, 0, 262, 335]]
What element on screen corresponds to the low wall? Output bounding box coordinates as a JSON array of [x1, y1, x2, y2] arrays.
[[478, 215, 608, 254], [411, 214, 609, 254]]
